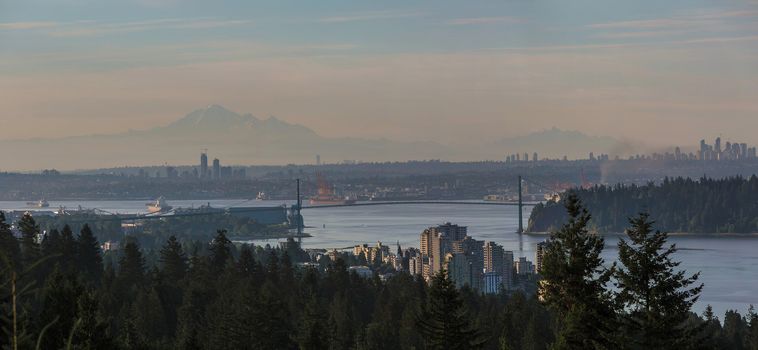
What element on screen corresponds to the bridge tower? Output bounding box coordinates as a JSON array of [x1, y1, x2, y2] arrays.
[[296, 178, 303, 238], [518, 175, 523, 234]]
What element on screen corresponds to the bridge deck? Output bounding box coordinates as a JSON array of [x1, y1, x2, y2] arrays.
[[301, 201, 539, 209], [60, 200, 539, 223]]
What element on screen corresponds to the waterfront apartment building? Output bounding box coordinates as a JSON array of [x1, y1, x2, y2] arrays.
[[515, 256, 534, 276], [484, 241, 505, 275], [483, 272, 502, 294], [420, 223, 468, 278], [353, 242, 390, 264], [446, 253, 476, 290], [409, 256, 423, 276], [452, 236, 484, 289], [483, 241, 515, 291], [503, 250, 514, 290]]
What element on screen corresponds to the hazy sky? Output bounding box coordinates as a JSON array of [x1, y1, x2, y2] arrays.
[[1, 0, 757, 147]]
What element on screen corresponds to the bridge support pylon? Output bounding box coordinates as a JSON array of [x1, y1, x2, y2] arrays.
[[296, 178, 303, 241], [518, 175, 523, 234]]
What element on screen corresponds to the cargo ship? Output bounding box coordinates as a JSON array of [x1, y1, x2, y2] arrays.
[[483, 194, 511, 202], [146, 196, 172, 213], [256, 191, 269, 200], [309, 176, 356, 205], [27, 199, 50, 208]]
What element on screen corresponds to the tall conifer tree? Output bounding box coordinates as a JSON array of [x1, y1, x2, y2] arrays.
[[159, 235, 188, 282], [77, 224, 103, 283], [59, 225, 77, 271], [417, 269, 485, 349], [0, 212, 20, 263], [615, 213, 703, 349], [118, 240, 146, 287], [209, 230, 232, 272], [539, 192, 616, 349], [17, 213, 40, 267]]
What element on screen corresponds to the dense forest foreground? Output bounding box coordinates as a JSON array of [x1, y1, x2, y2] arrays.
[[528, 176, 758, 234], [0, 194, 757, 349]]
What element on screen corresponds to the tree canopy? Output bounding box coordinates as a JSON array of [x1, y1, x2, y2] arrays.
[[529, 176, 758, 234]]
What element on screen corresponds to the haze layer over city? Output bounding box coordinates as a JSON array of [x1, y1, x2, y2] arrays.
[[1, 1, 758, 349], [2, 0, 758, 169]]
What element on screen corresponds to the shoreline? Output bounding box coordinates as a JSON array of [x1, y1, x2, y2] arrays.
[[526, 231, 758, 237]]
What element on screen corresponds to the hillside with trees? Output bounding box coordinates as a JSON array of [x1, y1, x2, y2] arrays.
[[528, 176, 758, 234]]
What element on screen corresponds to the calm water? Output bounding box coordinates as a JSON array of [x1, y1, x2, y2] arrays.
[[4, 199, 757, 317]]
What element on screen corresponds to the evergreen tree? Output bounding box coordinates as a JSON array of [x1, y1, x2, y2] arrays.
[[41, 228, 61, 257], [361, 321, 396, 350], [175, 256, 215, 350], [615, 213, 704, 349], [175, 287, 207, 350], [266, 250, 280, 283], [399, 305, 424, 349], [417, 269, 485, 349], [0, 212, 41, 350], [701, 305, 723, 349], [120, 313, 149, 350], [722, 310, 748, 350], [77, 224, 103, 283], [38, 267, 85, 350], [279, 250, 296, 292], [59, 224, 78, 271], [746, 305, 758, 350], [236, 244, 258, 277], [118, 240, 146, 288], [539, 192, 616, 349], [209, 230, 232, 272], [159, 235, 188, 282], [131, 288, 168, 343], [297, 295, 328, 350], [206, 287, 248, 349], [71, 289, 114, 349], [17, 213, 40, 267], [499, 292, 554, 350], [253, 280, 295, 349], [0, 212, 21, 263], [327, 292, 356, 350]]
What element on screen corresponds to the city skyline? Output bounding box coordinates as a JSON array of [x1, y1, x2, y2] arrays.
[[1, 0, 757, 149]]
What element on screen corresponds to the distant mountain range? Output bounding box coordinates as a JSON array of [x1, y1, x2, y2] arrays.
[[0, 105, 636, 171]]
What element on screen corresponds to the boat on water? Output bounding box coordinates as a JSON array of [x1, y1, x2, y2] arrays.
[[256, 191, 269, 200], [26, 199, 49, 208], [146, 196, 172, 213], [309, 175, 356, 206], [483, 194, 511, 202]]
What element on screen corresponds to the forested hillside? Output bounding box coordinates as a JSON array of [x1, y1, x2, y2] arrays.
[[528, 176, 758, 234]]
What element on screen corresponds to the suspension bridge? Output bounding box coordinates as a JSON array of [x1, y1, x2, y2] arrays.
[[58, 175, 555, 235], [291, 176, 547, 235]]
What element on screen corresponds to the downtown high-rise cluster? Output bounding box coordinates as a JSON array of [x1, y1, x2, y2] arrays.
[[408, 223, 539, 293], [699, 137, 757, 161]]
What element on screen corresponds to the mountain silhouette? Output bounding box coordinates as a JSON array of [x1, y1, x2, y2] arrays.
[[0, 106, 633, 171], [0, 105, 450, 170]]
